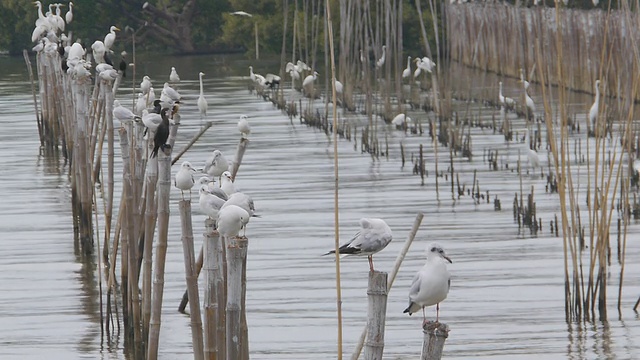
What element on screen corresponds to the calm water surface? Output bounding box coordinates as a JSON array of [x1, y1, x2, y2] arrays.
[[0, 54, 638, 360]]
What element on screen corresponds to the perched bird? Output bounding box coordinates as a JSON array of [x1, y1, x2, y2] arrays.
[[519, 68, 535, 119], [119, 51, 127, 78], [151, 108, 170, 158], [334, 79, 343, 95], [526, 129, 541, 175], [221, 192, 258, 218], [197, 72, 208, 119], [91, 40, 106, 64], [104, 25, 120, 51], [141, 109, 162, 131], [217, 205, 250, 238], [323, 218, 393, 272], [376, 45, 387, 69], [174, 161, 197, 200], [589, 79, 601, 129], [249, 65, 257, 82], [203, 150, 229, 179], [140, 75, 152, 94], [498, 81, 516, 108], [112, 100, 140, 124], [198, 176, 228, 200], [220, 171, 238, 196], [169, 66, 180, 84], [414, 57, 436, 77], [160, 82, 181, 106], [65, 2, 73, 24], [404, 243, 452, 324], [238, 115, 251, 138], [402, 56, 412, 79], [264, 73, 281, 89], [302, 71, 319, 94], [285, 61, 301, 82], [198, 185, 226, 219]]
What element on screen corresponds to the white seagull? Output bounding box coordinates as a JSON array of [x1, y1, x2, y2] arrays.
[[113, 100, 140, 124], [221, 192, 257, 218], [217, 204, 250, 238], [198, 185, 227, 220], [198, 176, 228, 200], [203, 149, 229, 179], [174, 161, 197, 200], [324, 218, 393, 272], [220, 170, 238, 196], [169, 66, 180, 84], [404, 243, 452, 324], [238, 115, 251, 138]]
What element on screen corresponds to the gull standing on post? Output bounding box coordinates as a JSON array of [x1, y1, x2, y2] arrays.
[[174, 161, 197, 200], [203, 149, 229, 179], [220, 171, 238, 196], [113, 100, 140, 124], [198, 176, 228, 200], [238, 115, 251, 138], [169, 66, 180, 84], [404, 243, 452, 324], [198, 185, 226, 220], [217, 205, 250, 238], [323, 218, 393, 272]]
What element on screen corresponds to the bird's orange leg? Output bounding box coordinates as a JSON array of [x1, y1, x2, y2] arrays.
[[368, 256, 374, 272]]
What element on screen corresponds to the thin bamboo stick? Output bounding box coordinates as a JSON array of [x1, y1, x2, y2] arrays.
[[147, 148, 172, 360]]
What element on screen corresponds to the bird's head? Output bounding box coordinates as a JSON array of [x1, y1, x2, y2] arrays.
[[240, 114, 248, 120], [199, 71, 205, 77], [222, 171, 232, 180], [111, 26, 121, 32], [426, 243, 452, 263]]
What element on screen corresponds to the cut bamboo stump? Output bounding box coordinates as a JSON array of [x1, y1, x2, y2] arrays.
[[203, 219, 221, 360], [179, 200, 204, 360], [147, 149, 172, 360], [421, 321, 449, 360], [225, 236, 249, 360], [363, 271, 388, 360]]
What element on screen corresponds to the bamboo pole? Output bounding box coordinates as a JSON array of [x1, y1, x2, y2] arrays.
[[147, 148, 172, 360], [203, 219, 220, 360], [172, 121, 213, 165], [229, 138, 250, 182], [363, 271, 388, 360], [351, 212, 424, 360], [142, 154, 159, 340], [179, 246, 203, 313], [179, 200, 204, 360], [421, 321, 449, 360], [225, 236, 248, 360]]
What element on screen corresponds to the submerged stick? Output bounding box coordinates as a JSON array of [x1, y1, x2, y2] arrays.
[[351, 212, 424, 360]]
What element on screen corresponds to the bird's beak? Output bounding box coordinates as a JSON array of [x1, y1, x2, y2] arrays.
[[115, 27, 121, 31], [443, 255, 452, 263]]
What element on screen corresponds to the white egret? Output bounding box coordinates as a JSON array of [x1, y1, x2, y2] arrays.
[[498, 81, 516, 108], [174, 161, 197, 200], [520, 68, 535, 119], [103, 25, 120, 51], [334, 79, 343, 95], [296, 59, 311, 71], [391, 113, 411, 128], [53, 3, 65, 32], [525, 129, 541, 175], [197, 72, 208, 119], [415, 57, 436, 74], [376, 45, 387, 69], [140, 75, 151, 94], [230, 11, 253, 17], [285, 62, 301, 82], [65, 2, 73, 24], [248, 65, 256, 82], [404, 243, 452, 324], [589, 79, 600, 129], [302, 71, 319, 93], [402, 56, 412, 79], [238, 115, 251, 138], [169, 66, 180, 83]]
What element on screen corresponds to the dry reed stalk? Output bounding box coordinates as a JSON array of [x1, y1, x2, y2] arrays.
[[142, 156, 158, 342], [178, 200, 205, 360], [326, 1, 343, 358], [171, 121, 213, 165], [147, 148, 172, 360]]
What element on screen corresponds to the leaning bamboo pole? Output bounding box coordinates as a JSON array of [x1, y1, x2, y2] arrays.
[[225, 236, 248, 360], [147, 147, 172, 360]]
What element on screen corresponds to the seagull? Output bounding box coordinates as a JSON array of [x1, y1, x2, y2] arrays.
[[174, 161, 197, 200], [238, 115, 251, 138], [203, 149, 229, 179], [160, 82, 181, 106], [112, 100, 140, 124], [323, 218, 393, 272], [141, 109, 162, 132], [221, 192, 258, 218], [198, 185, 227, 220], [169, 66, 180, 84], [220, 170, 238, 196], [217, 204, 250, 238], [140, 75, 152, 94], [403, 243, 452, 325], [197, 176, 228, 200]]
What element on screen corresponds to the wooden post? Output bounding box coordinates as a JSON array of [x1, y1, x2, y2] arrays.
[[363, 271, 388, 360], [421, 321, 449, 360], [147, 148, 172, 360], [203, 218, 220, 360], [179, 200, 204, 360], [225, 236, 248, 360]]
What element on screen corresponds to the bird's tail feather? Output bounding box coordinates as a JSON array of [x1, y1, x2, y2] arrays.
[[403, 302, 420, 315]]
